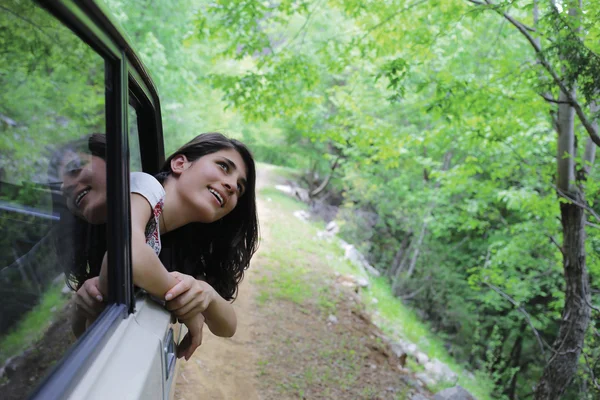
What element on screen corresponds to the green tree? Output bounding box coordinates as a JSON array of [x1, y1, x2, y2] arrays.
[[466, 2, 599, 398]]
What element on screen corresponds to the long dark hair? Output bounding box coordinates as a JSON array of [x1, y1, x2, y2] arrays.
[[50, 134, 107, 291], [157, 133, 259, 300]]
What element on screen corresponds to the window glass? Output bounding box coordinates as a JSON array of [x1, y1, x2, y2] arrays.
[[128, 103, 142, 172], [0, 2, 107, 398]]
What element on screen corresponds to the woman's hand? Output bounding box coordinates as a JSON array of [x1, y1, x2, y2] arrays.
[[74, 276, 105, 321], [165, 271, 216, 321], [166, 271, 237, 338], [71, 276, 105, 337], [178, 313, 205, 361]]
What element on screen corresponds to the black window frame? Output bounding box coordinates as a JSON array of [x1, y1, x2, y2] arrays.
[[27, 0, 164, 398], [128, 72, 165, 176]]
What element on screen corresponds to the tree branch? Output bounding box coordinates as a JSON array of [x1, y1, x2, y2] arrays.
[[582, 288, 600, 314], [540, 93, 571, 105], [0, 5, 56, 41], [309, 155, 341, 197], [484, 282, 549, 358], [466, 0, 600, 147], [585, 221, 600, 230], [546, 235, 564, 256], [552, 184, 600, 223], [400, 284, 427, 300], [281, 0, 325, 51], [583, 353, 600, 391], [359, 0, 430, 42], [548, 3, 600, 66]]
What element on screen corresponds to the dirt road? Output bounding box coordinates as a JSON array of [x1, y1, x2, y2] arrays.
[[173, 167, 273, 400], [173, 273, 261, 400]]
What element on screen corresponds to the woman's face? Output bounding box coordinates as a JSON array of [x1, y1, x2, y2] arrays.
[[60, 151, 107, 224], [174, 148, 248, 224]]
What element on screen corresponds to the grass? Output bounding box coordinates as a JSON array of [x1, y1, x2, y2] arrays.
[[255, 265, 312, 305], [256, 174, 496, 399], [259, 187, 359, 278], [406, 357, 425, 373], [360, 277, 496, 400], [0, 282, 69, 366], [255, 186, 355, 309], [259, 187, 308, 212], [257, 359, 269, 377], [317, 286, 338, 315], [257, 162, 302, 182], [255, 185, 380, 396], [396, 386, 412, 400]]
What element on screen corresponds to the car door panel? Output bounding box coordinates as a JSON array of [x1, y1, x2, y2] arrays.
[[65, 297, 177, 400]]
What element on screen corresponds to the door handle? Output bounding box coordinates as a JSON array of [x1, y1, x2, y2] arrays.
[[163, 328, 176, 380]]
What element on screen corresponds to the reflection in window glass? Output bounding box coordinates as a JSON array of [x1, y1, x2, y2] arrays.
[[0, 2, 107, 398], [128, 104, 142, 172]]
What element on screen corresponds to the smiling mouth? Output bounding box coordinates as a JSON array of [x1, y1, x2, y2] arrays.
[[208, 187, 224, 207], [75, 188, 90, 207]]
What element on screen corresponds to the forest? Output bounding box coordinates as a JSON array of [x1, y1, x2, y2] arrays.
[[2, 0, 600, 399], [100, 0, 600, 398]]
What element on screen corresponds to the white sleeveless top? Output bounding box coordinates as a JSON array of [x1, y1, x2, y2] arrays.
[[130, 172, 165, 255]]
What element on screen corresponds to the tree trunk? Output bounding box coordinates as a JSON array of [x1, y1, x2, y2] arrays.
[[309, 155, 341, 197], [391, 151, 451, 295], [556, 90, 576, 192], [582, 101, 598, 176], [406, 221, 427, 278], [507, 323, 525, 400], [387, 233, 413, 278], [391, 247, 411, 295], [535, 83, 592, 399], [392, 221, 427, 296], [534, 192, 591, 399]]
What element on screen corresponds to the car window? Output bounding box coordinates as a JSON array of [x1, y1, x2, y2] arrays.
[[128, 103, 143, 172], [0, 1, 108, 398]]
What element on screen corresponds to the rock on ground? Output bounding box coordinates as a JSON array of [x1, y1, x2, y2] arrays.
[[433, 385, 477, 400]]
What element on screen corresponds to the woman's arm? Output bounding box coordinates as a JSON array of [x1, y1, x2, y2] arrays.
[[98, 194, 179, 297], [203, 292, 237, 337], [97, 194, 205, 359], [165, 272, 237, 337]]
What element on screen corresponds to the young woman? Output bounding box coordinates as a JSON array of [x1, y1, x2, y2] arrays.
[[61, 133, 259, 360]]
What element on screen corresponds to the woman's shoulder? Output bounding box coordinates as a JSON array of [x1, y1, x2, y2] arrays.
[[130, 172, 165, 208]]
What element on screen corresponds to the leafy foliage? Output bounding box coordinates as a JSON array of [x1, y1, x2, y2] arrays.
[[184, 0, 600, 398]]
